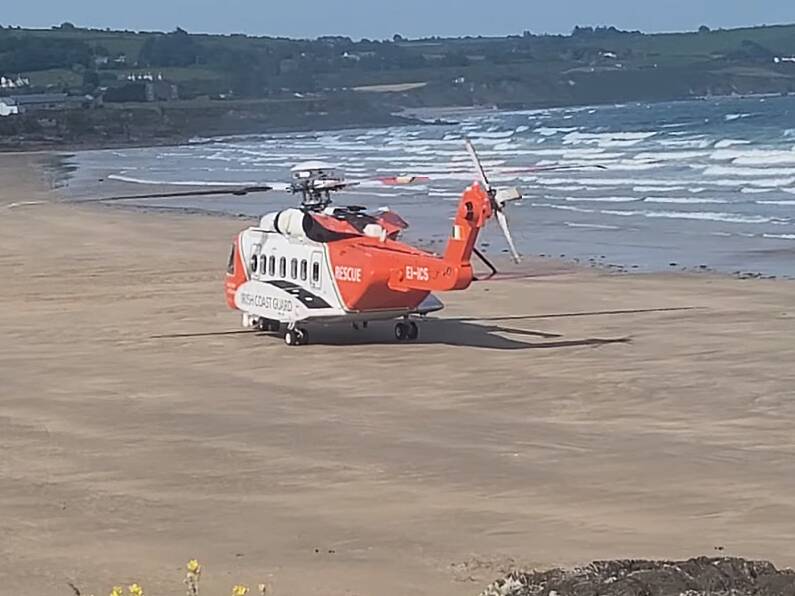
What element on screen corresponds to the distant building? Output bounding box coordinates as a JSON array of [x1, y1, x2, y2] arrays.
[[145, 80, 179, 102], [0, 75, 31, 89], [0, 93, 94, 114], [0, 98, 20, 117]]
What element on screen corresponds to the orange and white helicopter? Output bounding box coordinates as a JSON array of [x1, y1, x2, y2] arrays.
[[221, 141, 524, 345], [82, 141, 596, 346]]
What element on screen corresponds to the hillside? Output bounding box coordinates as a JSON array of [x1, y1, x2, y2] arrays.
[[2, 21, 795, 146]]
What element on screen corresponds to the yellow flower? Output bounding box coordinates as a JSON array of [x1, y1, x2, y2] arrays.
[[110, 587, 124, 596], [128, 584, 143, 596], [187, 559, 202, 574], [232, 585, 249, 596]]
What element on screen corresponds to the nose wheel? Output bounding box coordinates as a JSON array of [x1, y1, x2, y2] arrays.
[[284, 328, 309, 346], [394, 321, 419, 341]]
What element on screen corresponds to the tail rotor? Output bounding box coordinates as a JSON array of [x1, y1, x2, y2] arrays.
[[464, 140, 522, 264]]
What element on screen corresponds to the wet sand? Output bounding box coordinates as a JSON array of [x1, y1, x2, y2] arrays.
[[1, 153, 795, 596]]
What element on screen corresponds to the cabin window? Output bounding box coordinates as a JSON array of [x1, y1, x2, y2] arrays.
[[227, 245, 236, 274], [300, 260, 308, 281], [260, 254, 267, 275], [290, 258, 298, 280], [250, 254, 258, 273], [268, 255, 275, 276], [312, 261, 320, 282], [279, 257, 287, 278]]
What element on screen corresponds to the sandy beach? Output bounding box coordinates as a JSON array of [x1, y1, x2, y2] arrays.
[[1, 152, 795, 596]]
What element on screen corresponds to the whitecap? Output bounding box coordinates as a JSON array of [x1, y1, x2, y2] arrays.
[[714, 139, 751, 149], [565, 196, 639, 203], [703, 165, 795, 178], [564, 222, 621, 230], [763, 233, 795, 240], [601, 209, 778, 225], [756, 200, 795, 206], [643, 197, 728, 204], [633, 186, 687, 193]]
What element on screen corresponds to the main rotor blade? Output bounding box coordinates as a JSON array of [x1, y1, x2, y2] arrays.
[[72, 185, 274, 203], [465, 140, 491, 189], [379, 175, 431, 186], [496, 209, 521, 264]]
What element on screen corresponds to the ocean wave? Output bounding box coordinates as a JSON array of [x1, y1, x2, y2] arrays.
[[714, 139, 751, 148], [633, 186, 687, 192], [711, 149, 795, 166], [530, 202, 594, 214], [562, 131, 657, 147], [762, 233, 795, 240], [643, 196, 728, 204], [564, 196, 639, 203], [564, 222, 621, 230], [740, 188, 775, 194], [600, 209, 781, 224], [534, 126, 578, 136], [756, 199, 795, 206], [703, 165, 795, 178], [634, 150, 710, 161]]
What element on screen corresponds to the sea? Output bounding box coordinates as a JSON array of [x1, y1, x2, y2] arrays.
[[65, 94, 795, 277]]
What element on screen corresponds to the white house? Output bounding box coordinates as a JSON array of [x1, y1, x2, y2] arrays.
[[0, 98, 20, 117]]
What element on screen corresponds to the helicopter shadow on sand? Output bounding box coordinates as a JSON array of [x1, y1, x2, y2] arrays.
[[152, 306, 702, 349], [258, 317, 632, 350]]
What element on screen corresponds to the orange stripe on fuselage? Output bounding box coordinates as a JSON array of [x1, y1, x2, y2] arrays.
[[327, 237, 430, 312]]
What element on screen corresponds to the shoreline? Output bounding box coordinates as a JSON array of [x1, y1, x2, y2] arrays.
[[54, 151, 795, 283], [2, 91, 792, 155]]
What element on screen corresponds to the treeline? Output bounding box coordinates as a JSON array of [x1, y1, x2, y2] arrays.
[[0, 36, 91, 72], [2, 21, 795, 104]]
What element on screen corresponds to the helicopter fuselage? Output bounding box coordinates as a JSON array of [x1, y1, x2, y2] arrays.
[[225, 225, 446, 327], [225, 181, 494, 338]]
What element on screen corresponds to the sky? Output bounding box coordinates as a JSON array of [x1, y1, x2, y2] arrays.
[[2, 0, 794, 39]]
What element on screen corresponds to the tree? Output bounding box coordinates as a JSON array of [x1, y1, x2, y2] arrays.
[[393, 33, 404, 43], [139, 28, 204, 67], [699, 25, 711, 33]]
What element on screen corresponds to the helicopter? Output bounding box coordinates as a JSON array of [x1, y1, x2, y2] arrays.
[[66, 140, 602, 346], [221, 141, 523, 345]]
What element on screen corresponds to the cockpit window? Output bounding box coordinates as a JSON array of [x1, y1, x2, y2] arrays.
[[227, 244, 236, 274]]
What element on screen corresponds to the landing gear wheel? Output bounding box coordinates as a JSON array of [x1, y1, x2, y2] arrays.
[[285, 328, 309, 346], [394, 322, 409, 341], [407, 321, 419, 340], [296, 328, 309, 345]]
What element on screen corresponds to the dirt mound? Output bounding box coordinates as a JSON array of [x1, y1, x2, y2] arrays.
[[480, 557, 795, 596]]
